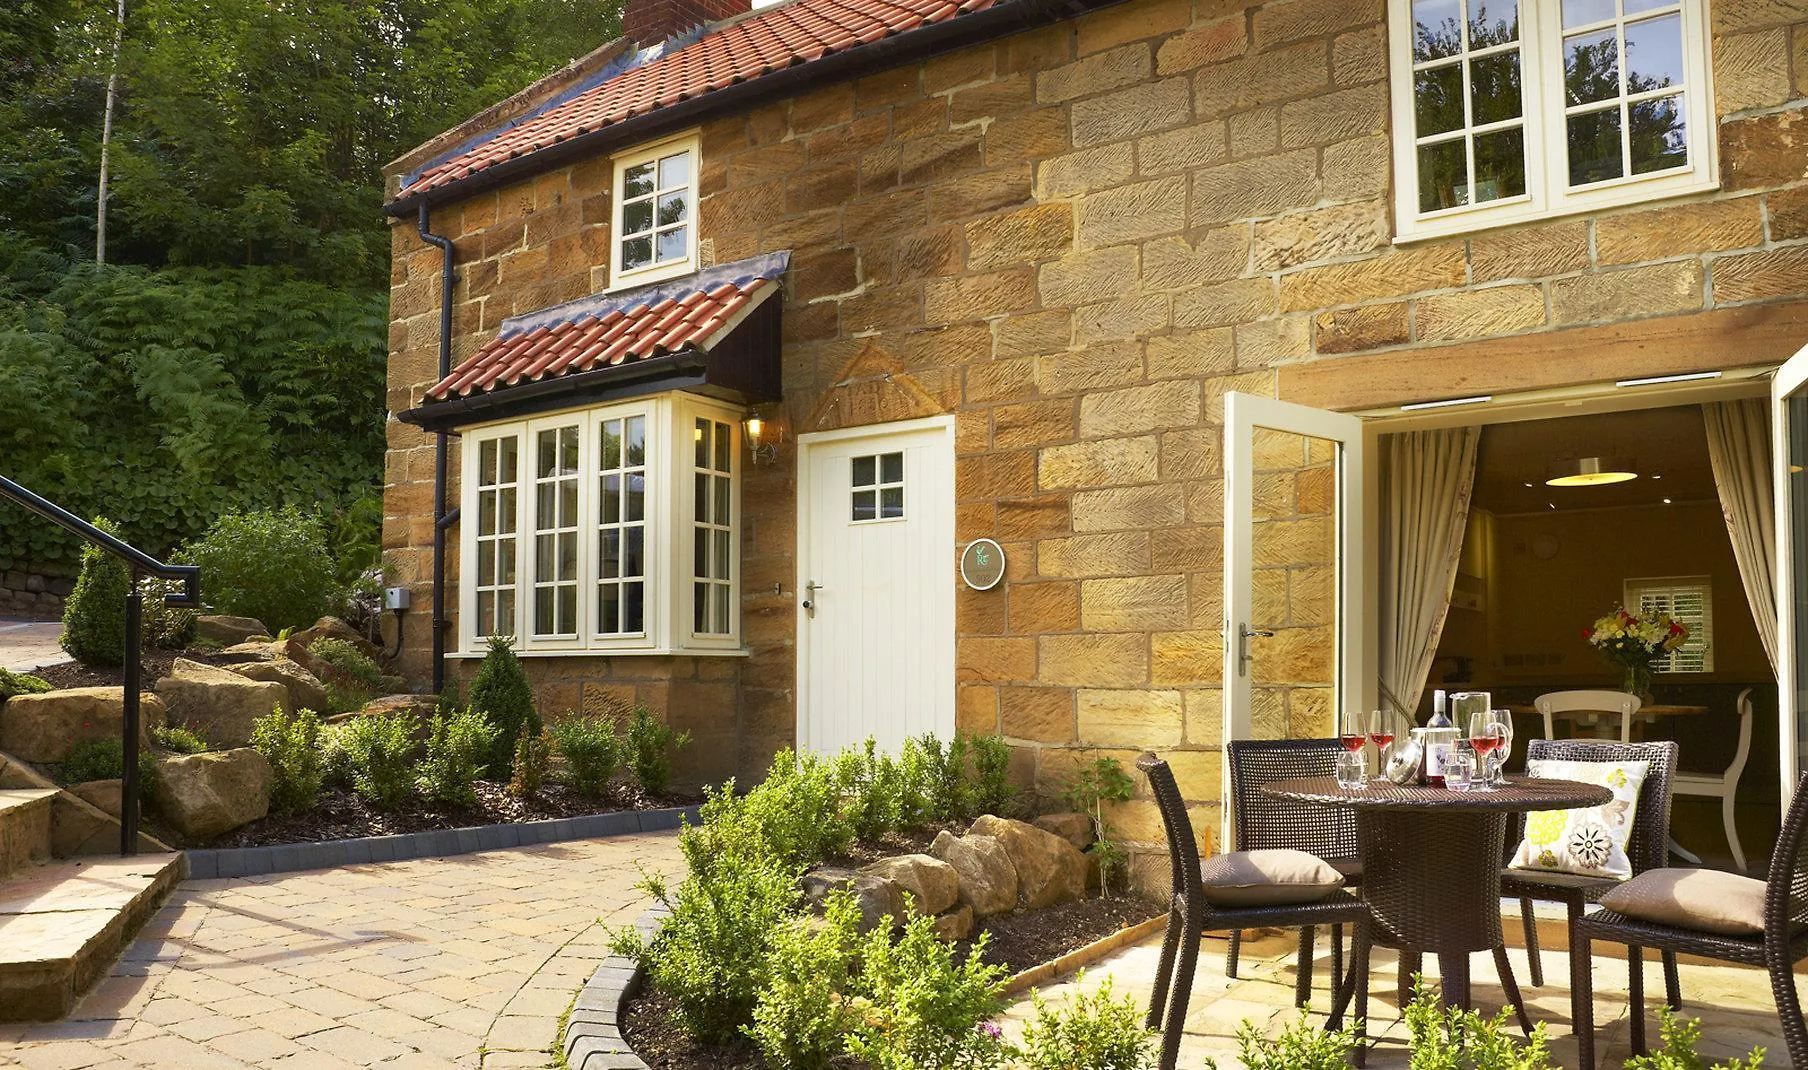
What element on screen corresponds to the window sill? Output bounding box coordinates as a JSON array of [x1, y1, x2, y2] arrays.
[[1391, 176, 1721, 246], [605, 260, 698, 293], [448, 646, 750, 659]]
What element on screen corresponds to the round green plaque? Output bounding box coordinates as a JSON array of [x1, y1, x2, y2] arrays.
[[960, 538, 1006, 591]]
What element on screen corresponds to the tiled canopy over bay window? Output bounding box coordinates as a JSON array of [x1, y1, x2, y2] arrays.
[[1389, 0, 1715, 238]]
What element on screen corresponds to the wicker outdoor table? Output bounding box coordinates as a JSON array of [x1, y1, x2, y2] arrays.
[[1261, 776, 1612, 1015]]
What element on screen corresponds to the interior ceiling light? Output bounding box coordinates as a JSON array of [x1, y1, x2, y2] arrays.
[[1546, 456, 1639, 487]]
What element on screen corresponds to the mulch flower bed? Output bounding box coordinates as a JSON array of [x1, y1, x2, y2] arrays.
[[36, 650, 191, 690], [621, 892, 1164, 1069]]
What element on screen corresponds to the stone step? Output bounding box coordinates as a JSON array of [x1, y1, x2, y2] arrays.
[[0, 852, 184, 1021], [0, 788, 56, 881]]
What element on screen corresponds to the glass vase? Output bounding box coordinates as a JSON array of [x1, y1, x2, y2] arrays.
[[1622, 661, 1655, 703]]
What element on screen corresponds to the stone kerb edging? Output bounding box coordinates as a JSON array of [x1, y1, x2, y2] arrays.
[[184, 804, 702, 879], [563, 904, 667, 1070]]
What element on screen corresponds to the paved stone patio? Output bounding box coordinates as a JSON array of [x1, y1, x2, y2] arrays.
[[0, 621, 66, 674], [0, 833, 684, 1070], [1001, 927, 1798, 1067]]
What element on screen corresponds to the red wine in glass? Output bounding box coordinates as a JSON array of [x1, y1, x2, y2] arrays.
[[1469, 733, 1499, 757], [1339, 733, 1366, 753]]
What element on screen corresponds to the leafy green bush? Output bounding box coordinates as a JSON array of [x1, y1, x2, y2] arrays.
[[509, 729, 551, 799], [466, 636, 541, 778], [835, 738, 906, 843], [317, 723, 356, 790], [0, 668, 52, 700], [1018, 974, 1156, 1070], [1065, 757, 1137, 896], [721, 750, 853, 867], [898, 736, 933, 829], [625, 705, 688, 795], [59, 517, 130, 666], [1623, 1009, 1765, 1070], [548, 715, 622, 796], [309, 636, 383, 713], [746, 888, 863, 1069], [967, 733, 1016, 818], [152, 725, 208, 754], [54, 738, 156, 793], [844, 913, 1011, 1070], [916, 732, 971, 823], [339, 712, 418, 808], [1402, 976, 1553, 1069], [418, 709, 500, 807], [180, 506, 339, 633], [250, 706, 323, 813]]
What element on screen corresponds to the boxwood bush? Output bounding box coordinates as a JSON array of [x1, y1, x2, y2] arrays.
[[180, 506, 338, 633]]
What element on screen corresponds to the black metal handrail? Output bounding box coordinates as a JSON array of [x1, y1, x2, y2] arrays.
[[0, 474, 201, 855]]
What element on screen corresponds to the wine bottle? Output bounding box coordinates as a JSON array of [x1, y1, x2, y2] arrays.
[[1422, 689, 1454, 786]]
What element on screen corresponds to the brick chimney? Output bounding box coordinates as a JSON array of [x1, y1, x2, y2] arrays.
[[622, 0, 751, 45]]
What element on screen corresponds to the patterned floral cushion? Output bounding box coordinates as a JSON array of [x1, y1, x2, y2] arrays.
[[1508, 758, 1650, 880]]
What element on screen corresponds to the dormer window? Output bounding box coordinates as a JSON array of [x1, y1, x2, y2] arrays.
[[611, 134, 699, 287]]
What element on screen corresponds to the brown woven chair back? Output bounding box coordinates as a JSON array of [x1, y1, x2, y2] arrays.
[[1228, 738, 1358, 857], [1768, 773, 1808, 940], [1138, 753, 1203, 906], [1523, 738, 1677, 876]]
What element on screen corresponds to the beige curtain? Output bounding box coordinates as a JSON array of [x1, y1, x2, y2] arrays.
[[1379, 427, 1481, 717], [1703, 398, 1779, 670]]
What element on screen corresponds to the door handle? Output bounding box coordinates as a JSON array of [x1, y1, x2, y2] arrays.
[[803, 580, 823, 615], [1236, 623, 1274, 678]]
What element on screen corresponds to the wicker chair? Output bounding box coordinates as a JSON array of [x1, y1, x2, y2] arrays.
[[1139, 753, 1371, 1070], [1225, 738, 1364, 1003], [1500, 739, 1681, 1037], [1575, 773, 1808, 1068]]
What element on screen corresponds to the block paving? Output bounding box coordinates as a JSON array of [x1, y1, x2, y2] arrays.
[[0, 833, 684, 1070]]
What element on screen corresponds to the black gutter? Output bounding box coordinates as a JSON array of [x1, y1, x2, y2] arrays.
[[416, 204, 457, 696], [384, 0, 1112, 218]]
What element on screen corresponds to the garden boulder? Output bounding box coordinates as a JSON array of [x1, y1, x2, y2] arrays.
[[970, 814, 1087, 909], [929, 830, 1018, 917], [227, 658, 329, 717], [194, 615, 269, 646], [0, 687, 164, 764], [151, 748, 272, 840], [1033, 812, 1096, 851], [155, 659, 286, 748], [859, 853, 960, 917], [932, 903, 975, 942], [289, 617, 379, 661], [70, 779, 122, 818], [801, 866, 907, 934]]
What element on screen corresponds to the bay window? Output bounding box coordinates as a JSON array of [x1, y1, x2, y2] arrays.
[[457, 394, 741, 655], [1389, 0, 1715, 240]]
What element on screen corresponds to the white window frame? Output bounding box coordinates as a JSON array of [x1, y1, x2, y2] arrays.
[[455, 392, 745, 656], [607, 132, 701, 291], [1624, 574, 1714, 673], [1388, 0, 1717, 242]]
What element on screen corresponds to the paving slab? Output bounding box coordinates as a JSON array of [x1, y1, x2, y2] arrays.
[[0, 622, 68, 674]]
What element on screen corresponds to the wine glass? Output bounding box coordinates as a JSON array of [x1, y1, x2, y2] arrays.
[[1466, 711, 1504, 792], [1487, 708, 1515, 786], [1339, 719, 1366, 759], [1367, 709, 1396, 768]]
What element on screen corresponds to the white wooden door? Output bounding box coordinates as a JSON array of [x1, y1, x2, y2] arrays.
[[1221, 392, 1372, 847], [1773, 346, 1808, 807], [797, 417, 956, 756]]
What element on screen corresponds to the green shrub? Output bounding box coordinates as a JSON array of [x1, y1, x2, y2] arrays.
[[844, 913, 1011, 1070], [54, 738, 156, 793], [548, 715, 622, 796], [59, 517, 129, 666], [317, 723, 356, 790], [142, 576, 197, 649], [339, 712, 417, 808], [1065, 757, 1137, 896], [1018, 974, 1156, 1070], [180, 506, 339, 633], [1403, 979, 1552, 1070], [250, 706, 323, 813], [1621, 1009, 1765, 1070], [417, 709, 499, 807], [746, 888, 863, 1069], [466, 636, 541, 778], [308, 636, 383, 714], [152, 725, 208, 755], [625, 705, 688, 795], [835, 738, 905, 843], [967, 733, 1015, 818], [916, 732, 970, 823], [609, 814, 801, 1044], [509, 729, 551, 799], [720, 749, 853, 867], [898, 736, 933, 829], [0, 668, 52, 700]]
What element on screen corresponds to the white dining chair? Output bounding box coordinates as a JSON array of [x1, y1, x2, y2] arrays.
[[1534, 690, 1642, 743], [1671, 687, 1753, 873]]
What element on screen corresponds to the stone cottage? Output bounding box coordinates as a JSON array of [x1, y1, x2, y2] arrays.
[[382, 0, 1808, 881]]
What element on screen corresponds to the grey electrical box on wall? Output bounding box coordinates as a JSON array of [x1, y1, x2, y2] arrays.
[[384, 587, 412, 610]]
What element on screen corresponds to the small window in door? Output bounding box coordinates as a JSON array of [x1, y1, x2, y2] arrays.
[[852, 452, 904, 522]]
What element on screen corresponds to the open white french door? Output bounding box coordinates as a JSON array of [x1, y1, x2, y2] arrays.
[[1772, 346, 1808, 808], [1222, 392, 1373, 848]]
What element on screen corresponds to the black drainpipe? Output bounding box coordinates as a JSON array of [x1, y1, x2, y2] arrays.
[[416, 203, 457, 695]]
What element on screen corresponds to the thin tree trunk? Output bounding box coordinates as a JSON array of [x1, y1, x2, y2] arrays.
[[96, 0, 126, 266]]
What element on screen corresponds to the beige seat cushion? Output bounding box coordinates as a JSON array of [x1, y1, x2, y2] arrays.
[[1199, 848, 1344, 907], [1597, 867, 1767, 937]]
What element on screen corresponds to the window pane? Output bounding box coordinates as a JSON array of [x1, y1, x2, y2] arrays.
[[1568, 106, 1625, 184], [559, 531, 577, 580], [657, 191, 688, 227], [880, 452, 903, 483], [1415, 64, 1465, 136], [1473, 126, 1527, 201], [559, 479, 577, 526], [480, 439, 498, 485], [601, 530, 621, 579], [625, 582, 644, 632], [1562, 0, 1615, 27], [714, 530, 730, 578], [853, 489, 877, 521], [880, 486, 904, 519], [498, 590, 514, 632], [1470, 52, 1522, 124], [658, 150, 690, 189], [622, 198, 653, 235], [479, 491, 497, 537], [1412, 0, 1461, 60], [478, 545, 495, 586], [500, 540, 516, 584], [538, 430, 558, 478], [852, 455, 876, 486], [559, 425, 578, 468], [694, 528, 708, 574], [1624, 0, 1672, 13], [1625, 13, 1684, 91], [623, 161, 655, 199], [695, 472, 709, 522], [657, 226, 687, 262], [1469, 0, 1519, 46], [713, 474, 730, 526], [535, 534, 553, 582], [713, 422, 730, 471], [626, 474, 644, 521], [602, 474, 621, 524], [626, 527, 644, 577], [626, 416, 646, 465], [713, 588, 729, 634], [1417, 139, 1469, 212], [500, 436, 518, 479], [537, 482, 556, 529], [694, 582, 709, 634], [599, 582, 619, 633], [601, 420, 621, 469], [500, 487, 517, 534], [1630, 95, 1688, 172], [558, 585, 576, 633], [695, 418, 711, 467], [477, 591, 495, 636], [535, 588, 555, 634], [622, 236, 652, 270], [1565, 29, 1620, 104]]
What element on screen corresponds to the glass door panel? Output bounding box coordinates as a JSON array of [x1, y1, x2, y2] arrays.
[[1774, 349, 1808, 805]]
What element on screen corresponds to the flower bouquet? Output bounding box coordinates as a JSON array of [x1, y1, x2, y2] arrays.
[[1583, 608, 1689, 700]]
